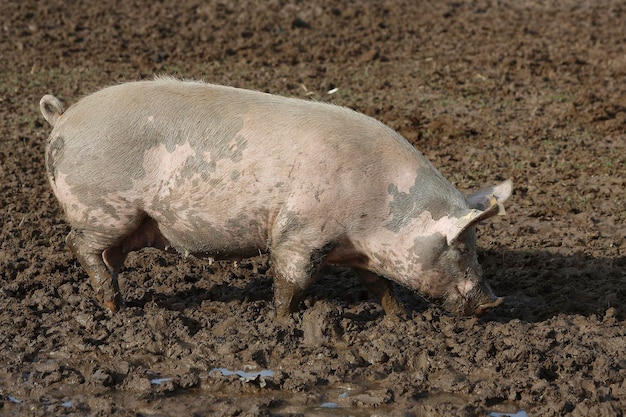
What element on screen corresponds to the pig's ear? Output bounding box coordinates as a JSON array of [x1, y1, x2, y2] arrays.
[[446, 197, 505, 245], [465, 179, 513, 211]]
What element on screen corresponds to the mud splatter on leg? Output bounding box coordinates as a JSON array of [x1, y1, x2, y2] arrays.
[[66, 230, 123, 312]]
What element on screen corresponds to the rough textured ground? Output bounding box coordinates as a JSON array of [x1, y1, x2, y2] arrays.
[[1, 0, 625, 416]]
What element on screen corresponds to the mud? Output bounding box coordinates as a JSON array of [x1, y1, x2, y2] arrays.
[[1, 0, 625, 416]]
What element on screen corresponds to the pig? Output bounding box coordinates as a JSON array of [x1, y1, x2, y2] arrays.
[[39, 77, 512, 318]]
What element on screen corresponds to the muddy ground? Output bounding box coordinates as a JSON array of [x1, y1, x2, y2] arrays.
[[1, 0, 625, 416]]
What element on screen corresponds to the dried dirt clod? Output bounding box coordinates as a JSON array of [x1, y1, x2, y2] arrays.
[[301, 301, 344, 346]]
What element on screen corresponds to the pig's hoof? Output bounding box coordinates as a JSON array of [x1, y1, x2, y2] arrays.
[[274, 308, 303, 327], [103, 300, 118, 312], [380, 299, 409, 321], [103, 297, 124, 313], [384, 306, 409, 322]]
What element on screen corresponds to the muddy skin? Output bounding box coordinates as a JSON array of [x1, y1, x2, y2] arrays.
[[272, 276, 305, 320], [2, 1, 626, 416]]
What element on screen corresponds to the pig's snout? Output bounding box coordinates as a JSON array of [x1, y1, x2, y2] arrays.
[[444, 281, 503, 316]]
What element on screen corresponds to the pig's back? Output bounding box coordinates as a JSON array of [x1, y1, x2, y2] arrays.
[[56, 78, 418, 169], [51, 78, 426, 203]]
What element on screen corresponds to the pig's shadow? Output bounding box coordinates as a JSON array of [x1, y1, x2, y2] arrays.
[[126, 248, 625, 323], [474, 248, 625, 323]]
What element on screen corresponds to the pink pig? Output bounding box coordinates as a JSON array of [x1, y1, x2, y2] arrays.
[[40, 77, 511, 317]]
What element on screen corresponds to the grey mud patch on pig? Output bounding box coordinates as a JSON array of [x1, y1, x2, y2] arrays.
[[274, 210, 303, 247], [152, 118, 247, 186], [386, 167, 465, 233], [54, 93, 247, 217], [178, 134, 247, 182], [45, 134, 65, 183], [408, 233, 446, 273]]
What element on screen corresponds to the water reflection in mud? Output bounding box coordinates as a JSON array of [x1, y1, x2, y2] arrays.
[[150, 377, 174, 385], [1, 369, 529, 416], [210, 367, 274, 380], [489, 411, 529, 417], [1, 386, 530, 417], [210, 367, 275, 387]]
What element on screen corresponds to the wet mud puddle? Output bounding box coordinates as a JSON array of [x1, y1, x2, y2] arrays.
[[155, 368, 529, 416], [1, 367, 530, 416], [489, 411, 529, 417]]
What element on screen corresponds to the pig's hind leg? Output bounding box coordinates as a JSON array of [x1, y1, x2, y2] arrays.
[[66, 229, 124, 312], [66, 217, 168, 312]]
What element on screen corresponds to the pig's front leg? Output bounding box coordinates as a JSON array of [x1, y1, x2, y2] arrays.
[[356, 269, 407, 319], [66, 230, 123, 312], [270, 236, 332, 319]]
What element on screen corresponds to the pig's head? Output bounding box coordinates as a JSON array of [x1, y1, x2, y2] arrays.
[[408, 180, 513, 316]]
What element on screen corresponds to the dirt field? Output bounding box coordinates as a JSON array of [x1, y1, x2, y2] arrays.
[[1, 0, 625, 416]]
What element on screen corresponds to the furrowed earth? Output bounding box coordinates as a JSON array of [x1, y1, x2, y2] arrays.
[[1, 0, 625, 416]]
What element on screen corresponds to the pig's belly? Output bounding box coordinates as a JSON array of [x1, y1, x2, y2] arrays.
[[149, 209, 271, 260]]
